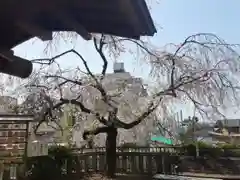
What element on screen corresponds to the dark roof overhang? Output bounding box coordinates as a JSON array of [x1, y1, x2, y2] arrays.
[[0, 0, 156, 78], [0, 0, 156, 49]]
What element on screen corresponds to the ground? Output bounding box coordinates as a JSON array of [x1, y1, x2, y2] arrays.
[[83, 173, 152, 180]]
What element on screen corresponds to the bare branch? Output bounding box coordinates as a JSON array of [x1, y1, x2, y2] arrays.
[[33, 97, 110, 133], [146, 33, 240, 121], [64, 49, 112, 109], [33, 99, 66, 134], [45, 75, 83, 87], [155, 121, 174, 139], [46, 121, 64, 135], [31, 48, 112, 109], [170, 54, 177, 97], [60, 98, 109, 126], [25, 84, 51, 91], [94, 34, 108, 77], [31, 50, 74, 65], [21, 32, 240, 149]]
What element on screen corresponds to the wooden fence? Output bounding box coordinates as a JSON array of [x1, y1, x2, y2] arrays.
[[71, 151, 179, 175], [2, 146, 240, 180], [68, 147, 240, 175], [71, 147, 182, 174]]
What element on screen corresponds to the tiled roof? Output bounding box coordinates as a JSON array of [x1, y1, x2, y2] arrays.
[[217, 119, 240, 127]]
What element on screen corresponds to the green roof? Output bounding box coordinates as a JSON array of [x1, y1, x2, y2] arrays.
[[151, 136, 173, 145]]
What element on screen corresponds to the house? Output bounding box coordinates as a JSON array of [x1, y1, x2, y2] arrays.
[[208, 119, 240, 144], [176, 121, 218, 145], [215, 119, 240, 133]]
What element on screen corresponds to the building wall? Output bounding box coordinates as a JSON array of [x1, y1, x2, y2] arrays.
[[0, 97, 27, 154]]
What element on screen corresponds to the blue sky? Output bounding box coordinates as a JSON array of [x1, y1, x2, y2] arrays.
[[153, 0, 240, 45], [13, 0, 240, 119]]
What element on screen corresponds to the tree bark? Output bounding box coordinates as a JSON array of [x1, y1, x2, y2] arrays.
[[106, 127, 117, 178], [83, 126, 118, 177]]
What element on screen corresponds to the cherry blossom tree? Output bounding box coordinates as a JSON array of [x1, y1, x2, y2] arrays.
[[19, 33, 240, 177]]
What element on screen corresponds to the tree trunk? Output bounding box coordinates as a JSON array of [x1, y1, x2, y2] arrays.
[[106, 127, 117, 178]]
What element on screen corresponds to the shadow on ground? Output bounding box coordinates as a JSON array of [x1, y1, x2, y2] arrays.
[[83, 174, 152, 180], [179, 156, 240, 175]]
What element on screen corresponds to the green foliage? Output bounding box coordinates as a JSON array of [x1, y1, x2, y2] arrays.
[[182, 142, 240, 158], [26, 146, 73, 180], [48, 145, 72, 159], [218, 143, 240, 157], [218, 143, 239, 149]]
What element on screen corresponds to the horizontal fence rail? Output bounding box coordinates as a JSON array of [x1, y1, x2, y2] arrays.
[[71, 146, 181, 154], [71, 146, 240, 157]]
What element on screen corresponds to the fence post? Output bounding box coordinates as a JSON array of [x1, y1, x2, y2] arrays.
[[92, 153, 97, 172], [75, 155, 82, 177], [0, 161, 3, 180], [83, 155, 88, 173], [162, 155, 165, 174], [147, 154, 152, 174], [131, 154, 137, 174], [155, 154, 162, 173], [99, 153, 105, 172], [122, 153, 127, 174], [139, 154, 144, 173]]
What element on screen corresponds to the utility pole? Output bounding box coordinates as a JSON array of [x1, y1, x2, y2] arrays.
[[193, 107, 199, 157], [183, 114, 199, 157], [192, 117, 199, 157]]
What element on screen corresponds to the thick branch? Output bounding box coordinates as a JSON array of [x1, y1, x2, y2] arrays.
[[69, 49, 111, 106], [60, 98, 109, 126], [93, 36, 126, 111], [34, 97, 109, 133], [83, 126, 110, 140], [32, 48, 111, 106], [112, 87, 176, 130], [31, 48, 116, 118], [60, 98, 91, 113], [114, 99, 162, 129], [111, 70, 212, 130], [170, 54, 176, 97], [34, 100, 66, 133], [31, 48, 101, 90]]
